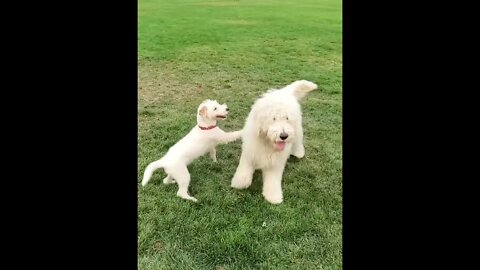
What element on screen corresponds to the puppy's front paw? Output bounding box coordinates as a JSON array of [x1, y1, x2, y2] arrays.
[[177, 192, 198, 202]]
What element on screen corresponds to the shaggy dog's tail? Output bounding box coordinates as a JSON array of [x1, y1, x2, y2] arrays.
[[286, 80, 318, 100], [141, 158, 166, 186]]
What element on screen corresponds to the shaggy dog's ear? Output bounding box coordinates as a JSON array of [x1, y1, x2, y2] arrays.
[[198, 106, 207, 117], [254, 109, 267, 136]]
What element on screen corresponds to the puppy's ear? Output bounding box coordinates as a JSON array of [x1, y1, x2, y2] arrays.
[[198, 106, 207, 117]]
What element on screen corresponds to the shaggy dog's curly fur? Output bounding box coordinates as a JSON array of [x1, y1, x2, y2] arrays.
[[231, 80, 317, 204]]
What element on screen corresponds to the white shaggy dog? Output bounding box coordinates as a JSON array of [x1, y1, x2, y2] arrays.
[[231, 80, 317, 204], [142, 99, 242, 202]]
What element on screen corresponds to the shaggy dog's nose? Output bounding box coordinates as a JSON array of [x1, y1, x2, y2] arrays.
[[280, 133, 288, 140]]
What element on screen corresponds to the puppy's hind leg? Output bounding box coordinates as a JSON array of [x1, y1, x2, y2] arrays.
[[166, 165, 198, 202], [163, 174, 175, 185], [209, 147, 217, 162]]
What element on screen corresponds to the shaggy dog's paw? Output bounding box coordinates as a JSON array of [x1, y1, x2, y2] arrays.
[[263, 192, 283, 204], [231, 174, 252, 189]]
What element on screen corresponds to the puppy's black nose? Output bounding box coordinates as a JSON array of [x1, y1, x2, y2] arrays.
[[226, 108, 229, 111], [280, 133, 288, 140]]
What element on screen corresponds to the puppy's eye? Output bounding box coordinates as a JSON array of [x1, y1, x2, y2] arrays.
[[286, 117, 289, 120], [273, 117, 276, 121], [214, 107, 217, 111]]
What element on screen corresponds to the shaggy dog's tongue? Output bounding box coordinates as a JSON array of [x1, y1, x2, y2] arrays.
[[275, 141, 286, 151]]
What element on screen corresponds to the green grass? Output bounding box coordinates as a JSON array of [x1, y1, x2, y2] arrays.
[[138, 0, 342, 269]]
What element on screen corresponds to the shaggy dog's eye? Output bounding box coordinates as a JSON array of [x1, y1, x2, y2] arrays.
[[286, 117, 289, 120], [214, 107, 217, 111], [273, 117, 276, 121]]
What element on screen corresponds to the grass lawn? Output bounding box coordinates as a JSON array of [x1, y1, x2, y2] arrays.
[[138, 0, 342, 269]]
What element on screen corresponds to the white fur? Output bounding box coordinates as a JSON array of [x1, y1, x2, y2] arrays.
[[231, 80, 317, 204], [142, 99, 242, 202]]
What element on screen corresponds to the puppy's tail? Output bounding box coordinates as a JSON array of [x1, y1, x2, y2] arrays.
[[141, 158, 166, 186], [286, 80, 318, 100]]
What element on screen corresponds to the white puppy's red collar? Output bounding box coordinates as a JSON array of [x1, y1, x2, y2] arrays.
[[198, 125, 217, 130]]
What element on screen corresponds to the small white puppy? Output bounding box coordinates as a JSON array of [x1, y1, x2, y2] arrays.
[[142, 99, 242, 202], [231, 80, 317, 204]]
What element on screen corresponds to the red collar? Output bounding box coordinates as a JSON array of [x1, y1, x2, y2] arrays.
[[198, 125, 217, 130]]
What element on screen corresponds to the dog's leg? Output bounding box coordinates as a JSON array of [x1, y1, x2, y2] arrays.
[[218, 130, 243, 144], [231, 153, 254, 189], [262, 164, 286, 204], [166, 165, 198, 202], [209, 147, 217, 162], [291, 121, 305, 158], [162, 174, 175, 185]]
